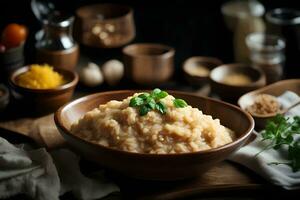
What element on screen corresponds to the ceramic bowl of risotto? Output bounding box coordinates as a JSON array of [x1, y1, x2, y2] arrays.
[[55, 90, 254, 180]]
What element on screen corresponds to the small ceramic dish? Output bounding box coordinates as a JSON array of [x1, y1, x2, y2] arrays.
[[0, 84, 9, 112], [55, 90, 254, 180], [210, 63, 266, 103], [183, 56, 222, 87], [9, 66, 78, 115], [238, 79, 300, 129]]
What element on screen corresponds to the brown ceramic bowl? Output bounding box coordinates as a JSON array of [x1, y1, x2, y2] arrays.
[[9, 66, 78, 115], [54, 90, 254, 180], [210, 64, 266, 103], [183, 56, 223, 87], [75, 4, 135, 48], [123, 43, 175, 85], [238, 79, 300, 130]]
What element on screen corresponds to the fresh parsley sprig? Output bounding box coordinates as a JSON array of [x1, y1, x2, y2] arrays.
[[129, 88, 188, 116], [256, 114, 300, 172]]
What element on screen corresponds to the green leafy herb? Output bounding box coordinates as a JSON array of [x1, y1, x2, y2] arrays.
[[256, 114, 300, 172], [156, 101, 167, 114], [173, 98, 188, 108], [129, 88, 189, 116], [129, 88, 168, 116], [139, 105, 150, 116], [129, 97, 144, 107]]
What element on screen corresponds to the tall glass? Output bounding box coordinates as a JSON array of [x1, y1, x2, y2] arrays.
[[246, 32, 285, 84]]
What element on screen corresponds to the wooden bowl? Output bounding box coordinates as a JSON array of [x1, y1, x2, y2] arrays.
[[54, 90, 254, 180], [75, 4, 135, 48], [210, 64, 266, 103], [123, 43, 175, 85], [183, 56, 223, 87], [9, 66, 78, 115], [238, 79, 300, 130]]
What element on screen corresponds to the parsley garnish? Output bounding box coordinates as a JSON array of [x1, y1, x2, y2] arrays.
[[256, 114, 300, 172], [173, 98, 188, 108], [129, 88, 188, 116]]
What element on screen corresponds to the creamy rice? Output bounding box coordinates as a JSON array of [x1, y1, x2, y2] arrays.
[[70, 94, 235, 154]]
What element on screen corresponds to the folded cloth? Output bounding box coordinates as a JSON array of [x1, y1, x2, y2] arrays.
[[0, 138, 119, 200], [228, 91, 300, 190]]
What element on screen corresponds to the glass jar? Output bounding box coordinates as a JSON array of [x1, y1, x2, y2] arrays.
[[36, 13, 79, 70], [246, 32, 285, 84], [266, 8, 300, 78]]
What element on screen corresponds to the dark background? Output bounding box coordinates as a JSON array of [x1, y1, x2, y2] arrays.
[[1, 0, 300, 79]]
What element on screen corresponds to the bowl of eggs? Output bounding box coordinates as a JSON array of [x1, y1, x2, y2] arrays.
[[9, 64, 78, 115], [210, 63, 266, 103]]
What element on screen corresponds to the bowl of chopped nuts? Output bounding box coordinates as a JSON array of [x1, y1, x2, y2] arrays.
[[238, 79, 300, 129]]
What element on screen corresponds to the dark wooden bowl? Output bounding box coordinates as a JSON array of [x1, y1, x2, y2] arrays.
[[54, 90, 254, 180], [123, 43, 175, 85], [75, 4, 135, 48], [238, 79, 300, 130], [210, 63, 266, 103], [9, 66, 78, 115], [183, 56, 223, 87]]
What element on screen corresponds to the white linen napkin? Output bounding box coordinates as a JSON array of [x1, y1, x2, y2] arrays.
[[228, 91, 300, 190], [0, 139, 119, 200]]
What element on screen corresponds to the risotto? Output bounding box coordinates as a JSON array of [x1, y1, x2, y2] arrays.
[[70, 92, 235, 154]]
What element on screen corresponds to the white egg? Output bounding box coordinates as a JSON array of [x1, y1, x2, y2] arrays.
[[102, 59, 124, 86], [79, 62, 104, 87]]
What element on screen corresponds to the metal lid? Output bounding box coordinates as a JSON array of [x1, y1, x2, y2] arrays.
[[266, 8, 300, 25]]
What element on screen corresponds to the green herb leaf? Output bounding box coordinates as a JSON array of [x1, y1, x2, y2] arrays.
[[257, 114, 300, 172], [129, 89, 188, 116], [139, 105, 150, 116], [138, 93, 150, 100], [147, 98, 156, 109], [173, 99, 188, 108], [156, 91, 168, 99], [129, 97, 144, 107], [152, 88, 161, 96], [156, 101, 167, 114]]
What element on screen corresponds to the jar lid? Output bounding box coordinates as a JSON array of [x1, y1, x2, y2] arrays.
[[266, 8, 300, 25]]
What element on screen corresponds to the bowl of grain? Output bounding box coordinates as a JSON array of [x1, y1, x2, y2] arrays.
[[210, 63, 266, 103], [9, 64, 78, 115], [183, 56, 223, 87], [55, 89, 254, 180]]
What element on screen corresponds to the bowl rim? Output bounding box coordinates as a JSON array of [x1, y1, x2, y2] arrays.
[[76, 3, 133, 20], [122, 43, 175, 59], [9, 65, 79, 93], [55, 90, 255, 157], [209, 63, 266, 88], [183, 56, 223, 78]]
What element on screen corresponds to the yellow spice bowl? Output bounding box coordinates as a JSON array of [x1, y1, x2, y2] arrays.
[[9, 66, 78, 115]]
